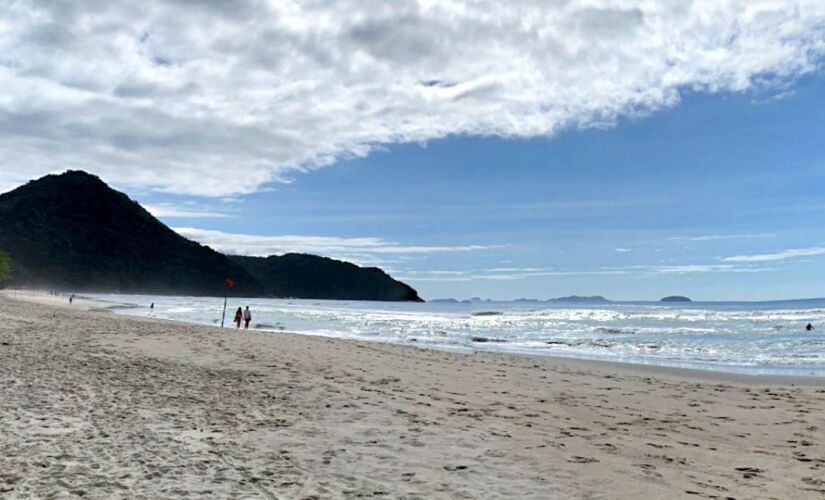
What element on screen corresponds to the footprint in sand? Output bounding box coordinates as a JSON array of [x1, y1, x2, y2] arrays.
[[734, 466, 765, 479], [443, 465, 468, 472]]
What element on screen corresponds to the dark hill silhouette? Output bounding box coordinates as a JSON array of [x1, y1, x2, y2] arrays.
[[661, 295, 692, 302], [549, 295, 609, 303], [231, 254, 422, 302], [0, 171, 262, 295], [0, 171, 423, 301]]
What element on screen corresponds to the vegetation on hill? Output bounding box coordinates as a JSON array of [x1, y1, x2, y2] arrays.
[[0, 171, 264, 295], [231, 254, 423, 302], [0, 171, 423, 301], [0, 250, 10, 288]]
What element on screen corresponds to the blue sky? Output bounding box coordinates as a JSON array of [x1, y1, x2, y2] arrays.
[[133, 75, 825, 301], [3, 2, 825, 300]]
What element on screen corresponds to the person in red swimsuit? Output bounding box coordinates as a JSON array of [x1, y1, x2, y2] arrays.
[[234, 307, 243, 328]]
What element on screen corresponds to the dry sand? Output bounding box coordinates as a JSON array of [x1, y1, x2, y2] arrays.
[[1, 293, 825, 499]]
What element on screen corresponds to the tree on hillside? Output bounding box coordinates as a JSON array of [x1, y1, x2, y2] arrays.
[[0, 250, 10, 288]]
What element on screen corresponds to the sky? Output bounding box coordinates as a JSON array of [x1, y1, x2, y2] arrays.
[[2, 1, 825, 300]]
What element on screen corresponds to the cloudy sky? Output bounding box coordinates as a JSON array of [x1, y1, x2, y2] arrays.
[[2, 1, 825, 300]]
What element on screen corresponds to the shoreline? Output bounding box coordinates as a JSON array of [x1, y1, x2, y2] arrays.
[[0, 289, 118, 311], [6, 288, 825, 384], [2, 292, 825, 497]]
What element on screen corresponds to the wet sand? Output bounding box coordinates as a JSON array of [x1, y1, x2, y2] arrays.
[[1, 292, 824, 498]]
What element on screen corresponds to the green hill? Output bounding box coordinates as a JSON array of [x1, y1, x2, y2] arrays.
[[231, 254, 422, 302], [0, 171, 422, 301], [0, 171, 262, 295], [0, 250, 10, 287]]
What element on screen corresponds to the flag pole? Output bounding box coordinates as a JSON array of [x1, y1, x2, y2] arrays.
[[220, 277, 234, 328], [220, 289, 228, 328]]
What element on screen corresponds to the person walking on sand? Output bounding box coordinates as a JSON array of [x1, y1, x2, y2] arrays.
[[243, 306, 252, 330], [234, 307, 243, 329]]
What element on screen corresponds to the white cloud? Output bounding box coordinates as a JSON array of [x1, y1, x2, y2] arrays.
[[174, 226, 494, 258], [1, 1, 823, 196], [398, 267, 632, 282], [145, 203, 232, 218], [398, 261, 774, 282], [723, 246, 825, 263], [610, 264, 773, 274], [484, 267, 556, 273], [669, 233, 777, 242], [614, 248, 632, 252], [647, 264, 763, 274]]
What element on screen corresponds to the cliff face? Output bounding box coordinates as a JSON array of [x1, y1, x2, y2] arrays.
[[0, 171, 423, 301], [231, 254, 423, 302]]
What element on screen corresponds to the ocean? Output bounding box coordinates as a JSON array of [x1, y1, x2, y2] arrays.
[[88, 294, 825, 376]]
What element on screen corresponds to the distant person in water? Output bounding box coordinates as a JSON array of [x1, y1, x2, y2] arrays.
[[69, 294, 74, 305], [150, 302, 154, 310], [806, 323, 814, 331], [243, 306, 252, 330], [234, 307, 243, 329]]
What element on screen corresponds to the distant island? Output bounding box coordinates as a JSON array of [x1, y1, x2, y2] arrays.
[[549, 295, 610, 303], [661, 296, 692, 302], [0, 171, 423, 302], [437, 296, 612, 303]]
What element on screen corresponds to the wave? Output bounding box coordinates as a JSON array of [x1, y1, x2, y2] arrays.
[[86, 293, 825, 375]]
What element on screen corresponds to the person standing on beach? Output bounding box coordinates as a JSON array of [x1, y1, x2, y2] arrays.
[[243, 306, 252, 330], [234, 307, 243, 329], [69, 294, 74, 305]]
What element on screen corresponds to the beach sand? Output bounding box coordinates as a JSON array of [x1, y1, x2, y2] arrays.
[[1, 293, 824, 499], [0, 290, 114, 311]]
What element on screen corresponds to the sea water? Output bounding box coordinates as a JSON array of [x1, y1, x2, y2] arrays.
[[87, 294, 825, 376]]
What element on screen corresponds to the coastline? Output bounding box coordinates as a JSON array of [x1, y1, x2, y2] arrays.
[[9, 289, 825, 383], [2, 292, 825, 497], [0, 289, 118, 311]]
